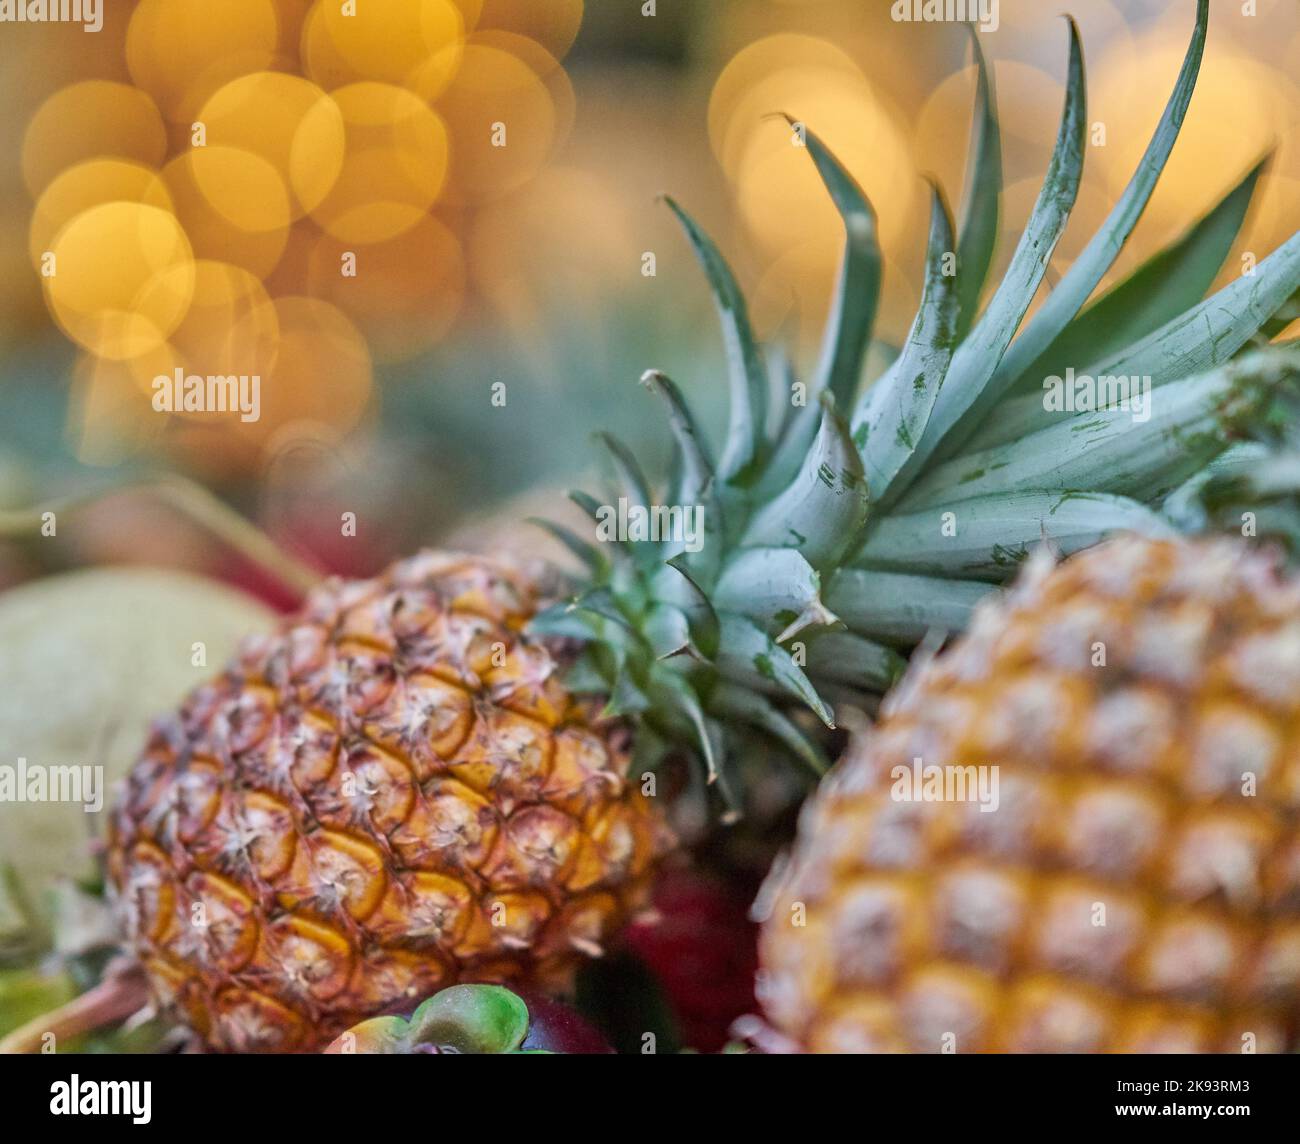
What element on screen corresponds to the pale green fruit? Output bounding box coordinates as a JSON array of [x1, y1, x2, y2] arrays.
[[0, 568, 274, 888]]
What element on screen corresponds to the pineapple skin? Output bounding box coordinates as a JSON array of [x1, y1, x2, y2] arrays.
[[759, 537, 1300, 1053], [106, 552, 671, 1052]]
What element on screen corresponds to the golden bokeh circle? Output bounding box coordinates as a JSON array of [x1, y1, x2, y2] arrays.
[[23, 0, 584, 470], [126, 0, 280, 122], [308, 83, 450, 244], [708, 35, 864, 169], [1092, 35, 1290, 244], [198, 73, 346, 217], [21, 82, 168, 197], [257, 296, 373, 441], [466, 30, 576, 148], [188, 146, 293, 235], [732, 75, 917, 261], [474, 0, 583, 61], [163, 151, 290, 279], [45, 202, 195, 360], [435, 43, 556, 203], [130, 260, 281, 404], [302, 0, 465, 96], [29, 159, 173, 270]]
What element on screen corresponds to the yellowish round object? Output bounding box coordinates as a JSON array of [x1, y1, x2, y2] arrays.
[[163, 152, 290, 279], [198, 73, 346, 217], [1092, 37, 1286, 223], [0, 568, 275, 889], [21, 81, 167, 197], [303, 0, 465, 96], [186, 146, 293, 235], [129, 260, 282, 405], [435, 44, 556, 202], [913, 60, 1064, 200], [732, 75, 917, 262], [308, 83, 450, 244], [126, 0, 280, 122], [465, 31, 575, 147], [258, 296, 373, 441], [708, 36, 863, 170], [29, 159, 172, 270], [307, 214, 465, 362], [44, 202, 195, 360], [475, 0, 583, 61]]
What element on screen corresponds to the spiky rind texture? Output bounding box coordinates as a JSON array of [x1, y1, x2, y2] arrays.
[[758, 536, 1300, 1052], [107, 553, 671, 1052]]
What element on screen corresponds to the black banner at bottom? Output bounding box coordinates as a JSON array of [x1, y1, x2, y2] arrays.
[[2, 1050, 1290, 1131]]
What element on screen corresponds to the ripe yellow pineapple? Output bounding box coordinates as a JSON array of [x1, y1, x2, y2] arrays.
[[757, 536, 1300, 1053], [106, 553, 670, 1051]]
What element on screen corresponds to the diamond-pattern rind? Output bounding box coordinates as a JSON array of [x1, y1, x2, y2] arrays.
[[760, 537, 1300, 1053], [107, 552, 671, 1052]]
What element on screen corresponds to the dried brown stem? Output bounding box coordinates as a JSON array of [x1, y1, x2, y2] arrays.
[[0, 474, 323, 596], [0, 961, 150, 1054]]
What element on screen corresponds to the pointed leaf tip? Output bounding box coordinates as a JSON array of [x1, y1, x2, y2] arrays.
[[900, 11, 1085, 476], [663, 195, 768, 483], [954, 18, 1002, 338], [794, 122, 881, 413], [989, 0, 1207, 393]]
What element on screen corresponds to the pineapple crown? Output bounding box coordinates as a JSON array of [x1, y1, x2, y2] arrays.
[[531, 0, 1300, 809]]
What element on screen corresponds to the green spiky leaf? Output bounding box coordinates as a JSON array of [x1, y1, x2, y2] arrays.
[[906, 18, 1086, 475], [803, 630, 907, 692], [715, 614, 835, 728], [743, 399, 867, 568], [641, 370, 715, 507], [954, 24, 1001, 338], [853, 182, 959, 505], [1004, 154, 1266, 403], [989, 0, 1209, 391], [899, 346, 1300, 509], [664, 196, 767, 485], [713, 546, 831, 641], [856, 491, 1176, 581], [709, 683, 829, 777], [792, 117, 881, 411], [824, 568, 995, 645]]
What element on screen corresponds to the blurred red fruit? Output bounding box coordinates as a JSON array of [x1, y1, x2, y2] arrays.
[[623, 868, 758, 1052]]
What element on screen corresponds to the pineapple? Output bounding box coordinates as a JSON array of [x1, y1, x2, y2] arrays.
[[756, 535, 1300, 1053], [106, 554, 670, 1051], [98, 0, 1300, 1052]]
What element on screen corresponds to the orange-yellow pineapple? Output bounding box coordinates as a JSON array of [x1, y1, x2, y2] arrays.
[[106, 553, 670, 1051], [758, 537, 1300, 1053]]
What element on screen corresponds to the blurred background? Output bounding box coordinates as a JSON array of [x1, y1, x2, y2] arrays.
[[0, 0, 1296, 590]]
